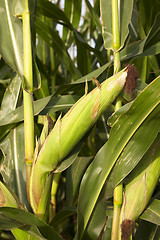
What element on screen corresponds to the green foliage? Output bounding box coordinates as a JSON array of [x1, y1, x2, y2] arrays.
[[0, 0, 160, 239]]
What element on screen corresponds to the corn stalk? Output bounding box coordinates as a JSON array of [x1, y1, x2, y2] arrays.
[[111, 0, 123, 239], [22, 0, 34, 203]]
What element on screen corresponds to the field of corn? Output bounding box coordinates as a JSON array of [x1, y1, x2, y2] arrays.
[[0, 0, 160, 239]]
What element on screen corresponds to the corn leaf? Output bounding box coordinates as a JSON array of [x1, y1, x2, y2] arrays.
[[50, 207, 76, 227], [0, 75, 21, 120], [75, 32, 92, 76], [140, 199, 160, 226], [37, 0, 72, 29], [35, 17, 80, 79], [85, 0, 102, 33], [135, 221, 160, 240], [0, 207, 64, 240], [54, 146, 82, 173], [66, 157, 93, 206], [0, 95, 79, 126], [76, 75, 160, 239], [81, 198, 106, 240], [104, 104, 160, 200], [0, 0, 23, 76], [0, 124, 28, 207], [63, 0, 82, 42], [121, 13, 160, 61]]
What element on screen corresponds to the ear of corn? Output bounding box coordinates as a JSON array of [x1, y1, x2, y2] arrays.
[[30, 69, 128, 219], [119, 135, 160, 239]]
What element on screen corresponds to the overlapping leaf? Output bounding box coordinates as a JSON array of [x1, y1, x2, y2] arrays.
[[37, 0, 72, 29], [103, 104, 160, 200], [135, 221, 160, 240], [0, 124, 28, 207], [140, 199, 160, 226], [121, 12, 160, 60], [35, 17, 80, 79], [76, 75, 160, 239], [0, 74, 21, 120], [63, 0, 82, 42], [0, 207, 64, 240], [0, 0, 23, 76]]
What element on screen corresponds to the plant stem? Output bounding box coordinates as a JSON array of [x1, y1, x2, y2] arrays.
[[111, 0, 123, 239], [49, 11, 58, 217], [112, 0, 120, 51], [112, 182, 123, 240], [23, 90, 34, 201], [49, 173, 61, 221], [112, 0, 120, 74], [22, 8, 33, 92], [42, 16, 47, 66], [50, 46, 56, 94], [22, 1, 34, 202]]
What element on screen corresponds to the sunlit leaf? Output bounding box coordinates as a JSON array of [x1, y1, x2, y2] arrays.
[[0, 124, 28, 207], [0, 74, 21, 120], [66, 156, 93, 206], [76, 75, 160, 239], [140, 199, 160, 226], [35, 17, 80, 79], [0, 207, 64, 240], [0, 0, 23, 76], [37, 0, 72, 29]]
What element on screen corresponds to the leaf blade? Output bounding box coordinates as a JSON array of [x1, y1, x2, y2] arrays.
[[76, 75, 160, 239]]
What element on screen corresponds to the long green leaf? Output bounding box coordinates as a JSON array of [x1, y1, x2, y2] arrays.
[[0, 182, 33, 239], [0, 95, 81, 126], [0, 124, 28, 207], [104, 104, 160, 200], [50, 207, 77, 227], [0, 96, 51, 126], [76, 75, 160, 239], [55, 61, 112, 95], [0, 75, 21, 120], [0, 0, 23, 76], [37, 0, 72, 29], [0, 207, 64, 240], [140, 199, 160, 226], [35, 17, 80, 79], [85, 0, 102, 33], [0, 182, 22, 208], [73, 30, 105, 65], [63, 0, 82, 42], [66, 157, 93, 206], [75, 32, 91, 76], [121, 13, 160, 60], [135, 221, 160, 240]]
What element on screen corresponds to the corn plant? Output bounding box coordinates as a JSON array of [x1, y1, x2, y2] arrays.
[[0, 0, 160, 240]]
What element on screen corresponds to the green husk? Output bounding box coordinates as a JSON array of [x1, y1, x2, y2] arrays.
[[119, 135, 160, 239], [30, 69, 128, 219]]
